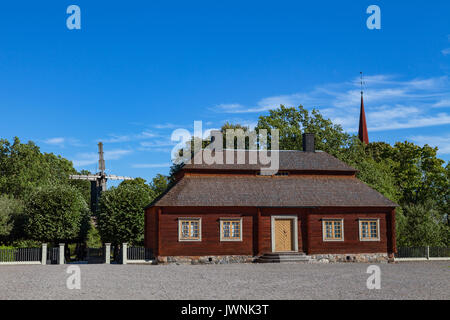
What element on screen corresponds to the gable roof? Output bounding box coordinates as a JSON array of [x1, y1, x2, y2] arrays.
[[149, 175, 397, 208], [182, 150, 357, 173]]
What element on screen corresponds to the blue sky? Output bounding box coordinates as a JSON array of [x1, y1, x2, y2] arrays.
[[1, 1, 449, 185]]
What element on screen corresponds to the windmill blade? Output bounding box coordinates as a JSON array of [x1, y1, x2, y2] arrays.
[[69, 174, 101, 181], [105, 175, 134, 181]]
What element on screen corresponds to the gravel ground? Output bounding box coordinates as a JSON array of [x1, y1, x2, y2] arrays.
[[0, 261, 448, 300]]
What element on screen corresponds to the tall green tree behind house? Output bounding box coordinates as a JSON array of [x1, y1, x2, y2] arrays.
[[256, 105, 352, 158], [392, 142, 448, 207], [397, 201, 447, 247], [150, 174, 169, 197]]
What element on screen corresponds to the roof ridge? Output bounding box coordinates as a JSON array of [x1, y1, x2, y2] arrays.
[[204, 149, 325, 152]]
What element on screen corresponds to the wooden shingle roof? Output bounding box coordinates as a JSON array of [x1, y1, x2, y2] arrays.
[[148, 150, 397, 208], [150, 175, 397, 208], [182, 150, 357, 173]]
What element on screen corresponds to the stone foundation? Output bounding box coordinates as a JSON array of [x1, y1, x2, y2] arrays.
[[309, 253, 389, 264], [157, 255, 255, 265], [157, 253, 389, 264]]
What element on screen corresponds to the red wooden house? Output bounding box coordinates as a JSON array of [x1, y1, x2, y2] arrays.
[[144, 134, 397, 263]]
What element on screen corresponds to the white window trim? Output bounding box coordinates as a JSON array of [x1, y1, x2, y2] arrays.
[[178, 217, 202, 242], [358, 218, 380, 241], [322, 218, 344, 242], [219, 218, 243, 242], [270, 215, 299, 253]]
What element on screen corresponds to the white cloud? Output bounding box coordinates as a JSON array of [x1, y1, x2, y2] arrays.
[[442, 48, 450, 56], [433, 99, 450, 108], [101, 131, 159, 143], [44, 137, 65, 145], [152, 123, 181, 129], [213, 103, 262, 114], [213, 74, 450, 135], [410, 135, 450, 154], [101, 135, 131, 143], [369, 112, 450, 132], [72, 149, 132, 167], [43, 137, 83, 147], [140, 141, 176, 148]]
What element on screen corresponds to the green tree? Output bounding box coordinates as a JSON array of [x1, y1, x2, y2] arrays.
[[256, 105, 352, 157], [25, 184, 88, 243], [0, 137, 90, 200], [0, 195, 25, 243], [219, 122, 253, 149], [69, 169, 91, 205], [86, 222, 102, 248], [353, 158, 400, 204], [389, 142, 448, 206], [150, 174, 169, 196], [0, 195, 24, 239], [97, 182, 154, 246], [397, 201, 447, 247]]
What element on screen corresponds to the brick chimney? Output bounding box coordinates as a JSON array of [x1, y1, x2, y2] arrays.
[[302, 133, 315, 152]]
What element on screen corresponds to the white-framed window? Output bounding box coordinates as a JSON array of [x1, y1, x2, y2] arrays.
[[359, 219, 380, 241], [178, 218, 201, 241], [220, 218, 242, 241], [322, 219, 344, 241]]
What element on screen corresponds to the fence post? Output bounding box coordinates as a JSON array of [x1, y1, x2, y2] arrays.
[[105, 243, 111, 264], [122, 243, 127, 265], [59, 243, 65, 265], [426, 246, 430, 260], [41, 243, 47, 265]]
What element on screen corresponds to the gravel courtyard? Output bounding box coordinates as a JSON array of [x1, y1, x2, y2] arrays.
[[0, 261, 448, 300]]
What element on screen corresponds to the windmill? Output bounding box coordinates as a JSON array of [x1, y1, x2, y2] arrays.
[[69, 142, 134, 212]]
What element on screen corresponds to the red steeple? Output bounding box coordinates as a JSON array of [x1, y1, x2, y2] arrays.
[[358, 91, 369, 144]]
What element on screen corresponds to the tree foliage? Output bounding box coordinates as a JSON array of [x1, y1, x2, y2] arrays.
[[0, 137, 89, 199], [25, 184, 88, 243], [256, 105, 352, 157], [150, 174, 170, 196], [97, 180, 155, 245], [0, 137, 91, 244], [0, 195, 24, 239], [397, 201, 448, 247]]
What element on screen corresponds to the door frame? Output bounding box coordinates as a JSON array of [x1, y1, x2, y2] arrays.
[[271, 215, 299, 253]]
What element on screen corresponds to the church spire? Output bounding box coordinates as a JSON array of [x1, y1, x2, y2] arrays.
[[358, 72, 369, 144]]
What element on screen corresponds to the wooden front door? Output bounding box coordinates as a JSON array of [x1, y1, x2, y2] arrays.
[[274, 219, 294, 252]]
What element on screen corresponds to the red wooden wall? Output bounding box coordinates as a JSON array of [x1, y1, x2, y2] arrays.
[[144, 206, 395, 256]]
